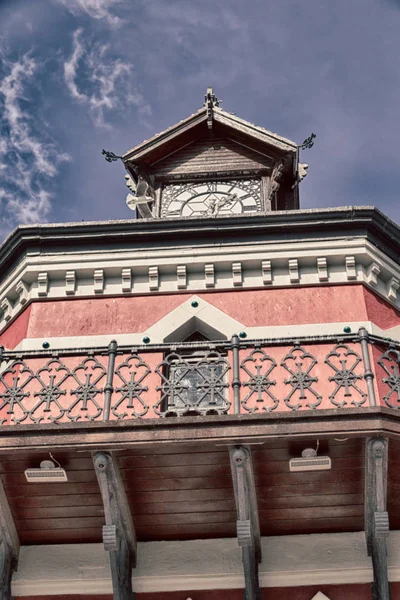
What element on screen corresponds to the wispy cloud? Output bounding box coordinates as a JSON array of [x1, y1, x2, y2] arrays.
[[0, 53, 70, 232], [54, 0, 124, 27], [63, 28, 151, 128]]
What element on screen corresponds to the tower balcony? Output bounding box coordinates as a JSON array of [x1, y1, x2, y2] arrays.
[[0, 328, 399, 439]]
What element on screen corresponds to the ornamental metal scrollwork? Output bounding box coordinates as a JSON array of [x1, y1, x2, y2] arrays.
[[0, 359, 34, 424], [112, 353, 151, 419], [325, 343, 367, 407], [154, 351, 230, 417], [281, 344, 322, 410], [378, 345, 400, 409], [240, 348, 278, 413], [30, 357, 71, 423], [66, 356, 106, 421]]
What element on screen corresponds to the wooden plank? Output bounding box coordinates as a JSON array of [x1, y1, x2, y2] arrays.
[[260, 516, 364, 536], [4, 482, 102, 497], [13, 505, 105, 520], [19, 529, 102, 544], [10, 493, 104, 508]]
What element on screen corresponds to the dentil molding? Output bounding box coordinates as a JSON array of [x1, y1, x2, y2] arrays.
[[0, 237, 399, 334]]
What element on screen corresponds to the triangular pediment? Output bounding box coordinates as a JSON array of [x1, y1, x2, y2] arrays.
[[122, 105, 297, 167], [143, 295, 244, 343], [153, 135, 274, 177], [311, 593, 331, 600]]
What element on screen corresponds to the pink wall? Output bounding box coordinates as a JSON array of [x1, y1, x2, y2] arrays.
[[363, 286, 400, 329], [1, 285, 399, 349], [0, 304, 31, 349]]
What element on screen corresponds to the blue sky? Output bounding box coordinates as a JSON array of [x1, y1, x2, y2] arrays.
[[0, 0, 399, 239]]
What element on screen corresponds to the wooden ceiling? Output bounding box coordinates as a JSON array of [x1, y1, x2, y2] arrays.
[[0, 437, 370, 546]]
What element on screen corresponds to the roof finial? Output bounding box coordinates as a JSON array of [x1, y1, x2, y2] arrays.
[[204, 87, 220, 129]]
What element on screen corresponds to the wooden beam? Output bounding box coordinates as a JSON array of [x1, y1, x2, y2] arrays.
[[2, 407, 400, 453], [365, 438, 391, 600], [230, 446, 262, 600], [93, 452, 137, 600], [0, 474, 19, 600]]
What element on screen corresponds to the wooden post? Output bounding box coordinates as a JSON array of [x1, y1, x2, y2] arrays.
[[365, 438, 391, 600], [93, 452, 137, 599], [0, 474, 19, 600], [230, 446, 262, 600]]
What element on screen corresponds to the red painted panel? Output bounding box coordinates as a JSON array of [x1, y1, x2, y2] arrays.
[[0, 305, 31, 349], [24, 285, 370, 340], [199, 285, 369, 327], [363, 287, 400, 330], [27, 295, 189, 338]]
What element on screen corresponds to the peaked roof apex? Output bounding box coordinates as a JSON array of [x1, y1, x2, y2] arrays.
[[123, 99, 297, 163]]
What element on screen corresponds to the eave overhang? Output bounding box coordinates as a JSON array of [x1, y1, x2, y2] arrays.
[[1, 206, 399, 276]]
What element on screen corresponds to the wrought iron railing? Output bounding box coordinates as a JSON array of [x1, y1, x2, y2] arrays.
[[0, 329, 399, 426]]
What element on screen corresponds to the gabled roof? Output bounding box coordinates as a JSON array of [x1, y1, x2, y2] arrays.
[[122, 103, 298, 164]]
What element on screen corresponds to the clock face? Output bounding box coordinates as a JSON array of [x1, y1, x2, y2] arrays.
[[161, 179, 262, 218]]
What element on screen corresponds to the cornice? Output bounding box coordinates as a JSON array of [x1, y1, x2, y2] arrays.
[[0, 207, 399, 334], [2, 206, 399, 256]]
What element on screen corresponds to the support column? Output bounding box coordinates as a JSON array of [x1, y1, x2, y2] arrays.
[[230, 446, 262, 600], [93, 452, 137, 600], [0, 474, 19, 600], [365, 438, 390, 600]]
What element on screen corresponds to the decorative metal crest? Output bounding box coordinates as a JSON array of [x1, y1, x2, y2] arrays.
[[240, 348, 278, 412], [281, 344, 321, 410], [378, 345, 400, 409], [154, 351, 230, 417], [102, 149, 122, 163], [325, 343, 367, 407], [299, 133, 316, 150], [112, 353, 151, 419]]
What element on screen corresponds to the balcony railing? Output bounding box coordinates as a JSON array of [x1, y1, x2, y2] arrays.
[[0, 329, 399, 426]]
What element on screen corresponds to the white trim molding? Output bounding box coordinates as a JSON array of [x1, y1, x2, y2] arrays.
[[1, 237, 400, 335], [14, 315, 400, 351], [143, 295, 243, 342]]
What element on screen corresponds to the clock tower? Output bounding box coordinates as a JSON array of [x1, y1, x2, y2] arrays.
[[121, 88, 307, 219]]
